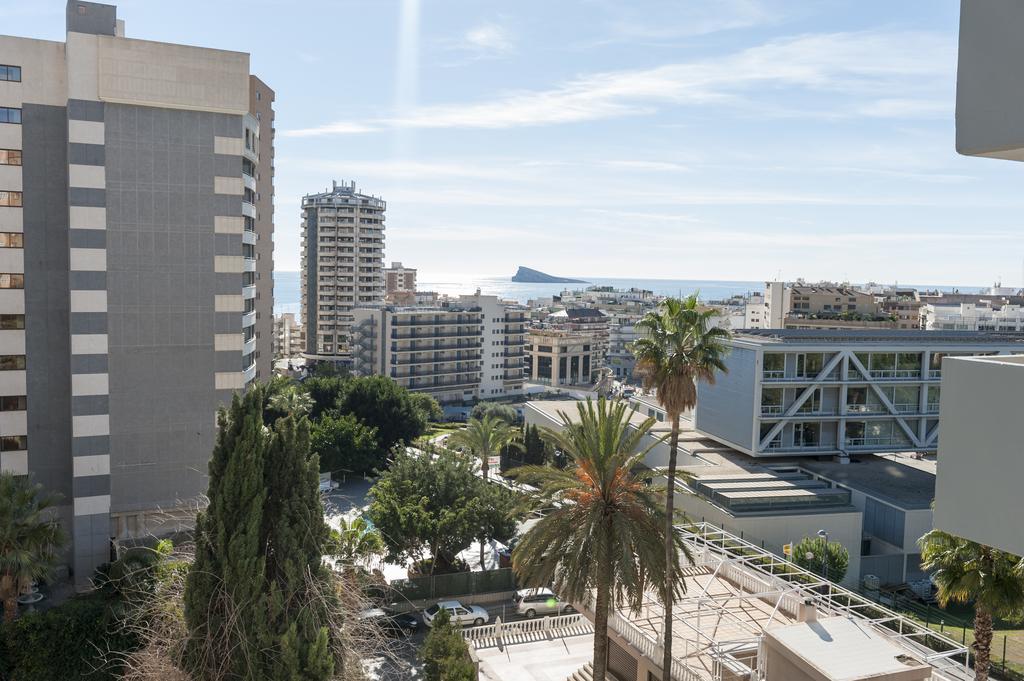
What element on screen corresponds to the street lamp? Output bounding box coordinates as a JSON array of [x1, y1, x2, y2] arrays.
[[817, 529, 830, 582]]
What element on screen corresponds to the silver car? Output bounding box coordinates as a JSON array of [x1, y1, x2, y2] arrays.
[[513, 588, 575, 618]]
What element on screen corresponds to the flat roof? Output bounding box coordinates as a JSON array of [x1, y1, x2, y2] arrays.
[[799, 458, 935, 510], [767, 616, 929, 681], [733, 328, 1024, 345], [525, 399, 675, 433]]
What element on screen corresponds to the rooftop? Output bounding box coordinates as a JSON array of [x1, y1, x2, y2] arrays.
[[732, 328, 1024, 345], [799, 457, 935, 510]]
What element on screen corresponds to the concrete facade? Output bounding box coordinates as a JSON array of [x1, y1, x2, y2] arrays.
[[0, 1, 273, 586], [695, 329, 1024, 457], [301, 180, 385, 362], [934, 355, 1024, 556], [526, 328, 599, 386]]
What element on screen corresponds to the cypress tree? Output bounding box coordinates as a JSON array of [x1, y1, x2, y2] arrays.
[[182, 385, 336, 680]]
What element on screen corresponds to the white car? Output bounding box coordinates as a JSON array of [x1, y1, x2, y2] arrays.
[[513, 588, 575, 618], [422, 600, 490, 627]]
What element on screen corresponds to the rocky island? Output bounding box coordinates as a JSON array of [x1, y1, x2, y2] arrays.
[[511, 267, 588, 284]]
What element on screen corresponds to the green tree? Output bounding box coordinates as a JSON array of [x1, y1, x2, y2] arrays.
[[0, 472, 65, 624], [326, 516, 384, 572], [267, 385, 314, 420], [448, 414, 519, 480], [632, 294, 730, 675], [419, 608, 476, 681], [791, 535, 849, 584], [919, 530, 1024, 681], [304, 375, 348, 421], [510, 399, 688, 681], [410, 392, 444, 424], [522, 424, 547, 466], [182, 386, 335, 680], [311, 412, 381, 475], [337, 376, 427, 451], [470, 402, 517, 425], [367, 447, 479, 574], [262, 375, 297, 424], [466, 484, 522, 570]]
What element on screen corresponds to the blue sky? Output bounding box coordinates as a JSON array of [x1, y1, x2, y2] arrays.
[[6, 0, 1024, 286]]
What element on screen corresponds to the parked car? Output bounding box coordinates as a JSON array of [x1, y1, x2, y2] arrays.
[[358, 607, 421, 637], [422, 600, 490, 627], [513, 588, 575, 618]]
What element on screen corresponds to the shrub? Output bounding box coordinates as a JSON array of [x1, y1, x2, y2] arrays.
[[420, 608, 476, 681]]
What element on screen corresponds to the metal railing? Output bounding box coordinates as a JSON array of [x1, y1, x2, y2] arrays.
[[461, 612, 585, 642]]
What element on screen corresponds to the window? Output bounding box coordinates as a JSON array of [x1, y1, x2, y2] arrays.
[[0, 435, 26, 451], [0, 355, 25, 370], [0, 66, 21, 82], [0, 274, 23, 289], [0, 192, 22, 207], [0, 233, 23, 248], [0, 314, 24, 329], [0, 150, 21, 166], [0, 107, 21, 124], [0, 395, 25, 411]]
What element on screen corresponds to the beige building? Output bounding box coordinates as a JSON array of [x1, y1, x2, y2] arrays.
[[384, 260, 416, 295], [301, 180, 385, 361], [272, 313, 304, 359], [526, 328, 599, 386], [458, 293, 527, 399]]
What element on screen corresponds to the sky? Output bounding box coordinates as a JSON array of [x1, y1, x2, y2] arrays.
[[5, 0, 1024, 287]]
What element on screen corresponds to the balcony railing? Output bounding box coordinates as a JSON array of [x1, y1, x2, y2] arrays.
[[845, 436, 912, 448], [760, 405, 783, 416]]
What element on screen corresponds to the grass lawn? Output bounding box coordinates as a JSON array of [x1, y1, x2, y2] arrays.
[[419, 422, 464, 442]]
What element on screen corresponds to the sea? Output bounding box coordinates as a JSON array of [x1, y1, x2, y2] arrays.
[[273, 271, 987, 320]]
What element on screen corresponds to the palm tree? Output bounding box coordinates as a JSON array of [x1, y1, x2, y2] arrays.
[[919, 530, 1024, 681], [0, 472, 65, 623], [268, 385, 314, 419], [328, 515, 384, 572], [631, 294, 730, 676], [448, 414, 518, 480], [510, 399, 688, 681]]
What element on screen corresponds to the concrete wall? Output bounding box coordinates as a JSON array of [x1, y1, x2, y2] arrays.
[[694, 345, 756, 452], [934, 356, 1024, 555], [249, 77, 274, 382], [956, 0, 1024, 160], [674, 488, 863, 588]]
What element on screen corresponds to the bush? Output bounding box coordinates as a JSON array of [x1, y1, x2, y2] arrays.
[[420, 609, 476, 681], [0, 591, 138, 681], [791, 535, 849, 584]]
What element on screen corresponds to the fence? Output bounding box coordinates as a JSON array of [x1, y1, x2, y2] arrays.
[[390, 567, 516, 601], [461, 612, 585, 642]]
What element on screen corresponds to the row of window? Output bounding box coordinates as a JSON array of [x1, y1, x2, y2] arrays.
[[0, 108, 21, 124], [0, 150, 21, 166], [0, 192, 22, 207], [0, 395, 25, 411], [0, 65, 21, 83], [0, 355, 25, 370], [0, 274, 23, 289], [0, 435, 25, 451], [0, 234, 22, 248], [0, 315, 24, 330]]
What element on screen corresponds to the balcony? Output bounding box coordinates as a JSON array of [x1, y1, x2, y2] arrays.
[[865, 369, 921, 380], [392, 366, 482, 379], [242, 172, 256, 192], [391, 317, 482, 327], [844, 437, 914, 449], [391, 352, 482, 366], [242, 311, 256, 328], [243, 361, 257, 385], [391, 341, 482, 353], [391, 330, 480, 340], [243, 336, 257, 357], [242, 201, 256, 219], [244, 257, 256, 273], [242, 284, 256, 300]]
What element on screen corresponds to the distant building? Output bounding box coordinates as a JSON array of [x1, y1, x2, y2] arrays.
[[547, 307, 609, 368], [348, 295, 525, 403], [920, 293, 1024, 332], [272, 313, 304, 359], [749, 281, 898, 330], [877, 288, 923, 330], [525, 328, 599, 386], [607, 322, 639, 381], [384, 261, 416, 295], [301, 180, 385, 362], [695, 329, 1024, 457]]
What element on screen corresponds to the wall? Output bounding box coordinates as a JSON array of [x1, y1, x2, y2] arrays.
[[934, 356, 1024, 555], [675, 488, 863, 588], [694, 345, 756, 452]]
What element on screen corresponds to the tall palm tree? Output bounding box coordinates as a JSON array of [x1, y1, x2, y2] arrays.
[[268, 385, 314, 419], [0, 472, 65, 623], [328, 515, 385, 572], [631, 294, 731, 677], [510, 399, 688, 681], [448, 414, 518, 480], [919, 530, 1024, 681]]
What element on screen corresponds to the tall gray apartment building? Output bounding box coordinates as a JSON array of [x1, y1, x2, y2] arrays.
[[301, 180, 385, 362], [0, 1, 274, 585]]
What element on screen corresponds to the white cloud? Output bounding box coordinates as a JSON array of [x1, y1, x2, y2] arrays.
[[281, 121, 379, 137], [463, 21, 514, 55], [283, 29, 953, 136]]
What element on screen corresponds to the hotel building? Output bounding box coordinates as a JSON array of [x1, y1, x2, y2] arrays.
[[0, 1, 273, 585], [301, 180, 385, 362]]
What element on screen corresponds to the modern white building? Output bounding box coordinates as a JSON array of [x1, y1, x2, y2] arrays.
[[272, 312, 304, 359], [923, 300, 1024, 332], [458, 293, 527, 399], [695, 329, 1024, 457], [300, 180, 385, 362]]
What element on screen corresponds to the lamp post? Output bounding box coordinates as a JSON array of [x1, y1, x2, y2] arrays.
[[817, 529, 830, 582]]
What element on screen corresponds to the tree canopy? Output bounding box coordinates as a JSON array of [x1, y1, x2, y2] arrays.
[[791, 535, 849, 584], [469, 402, 517, 425], [311, 413, 381, 475], [337, 376, 428, 451]]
